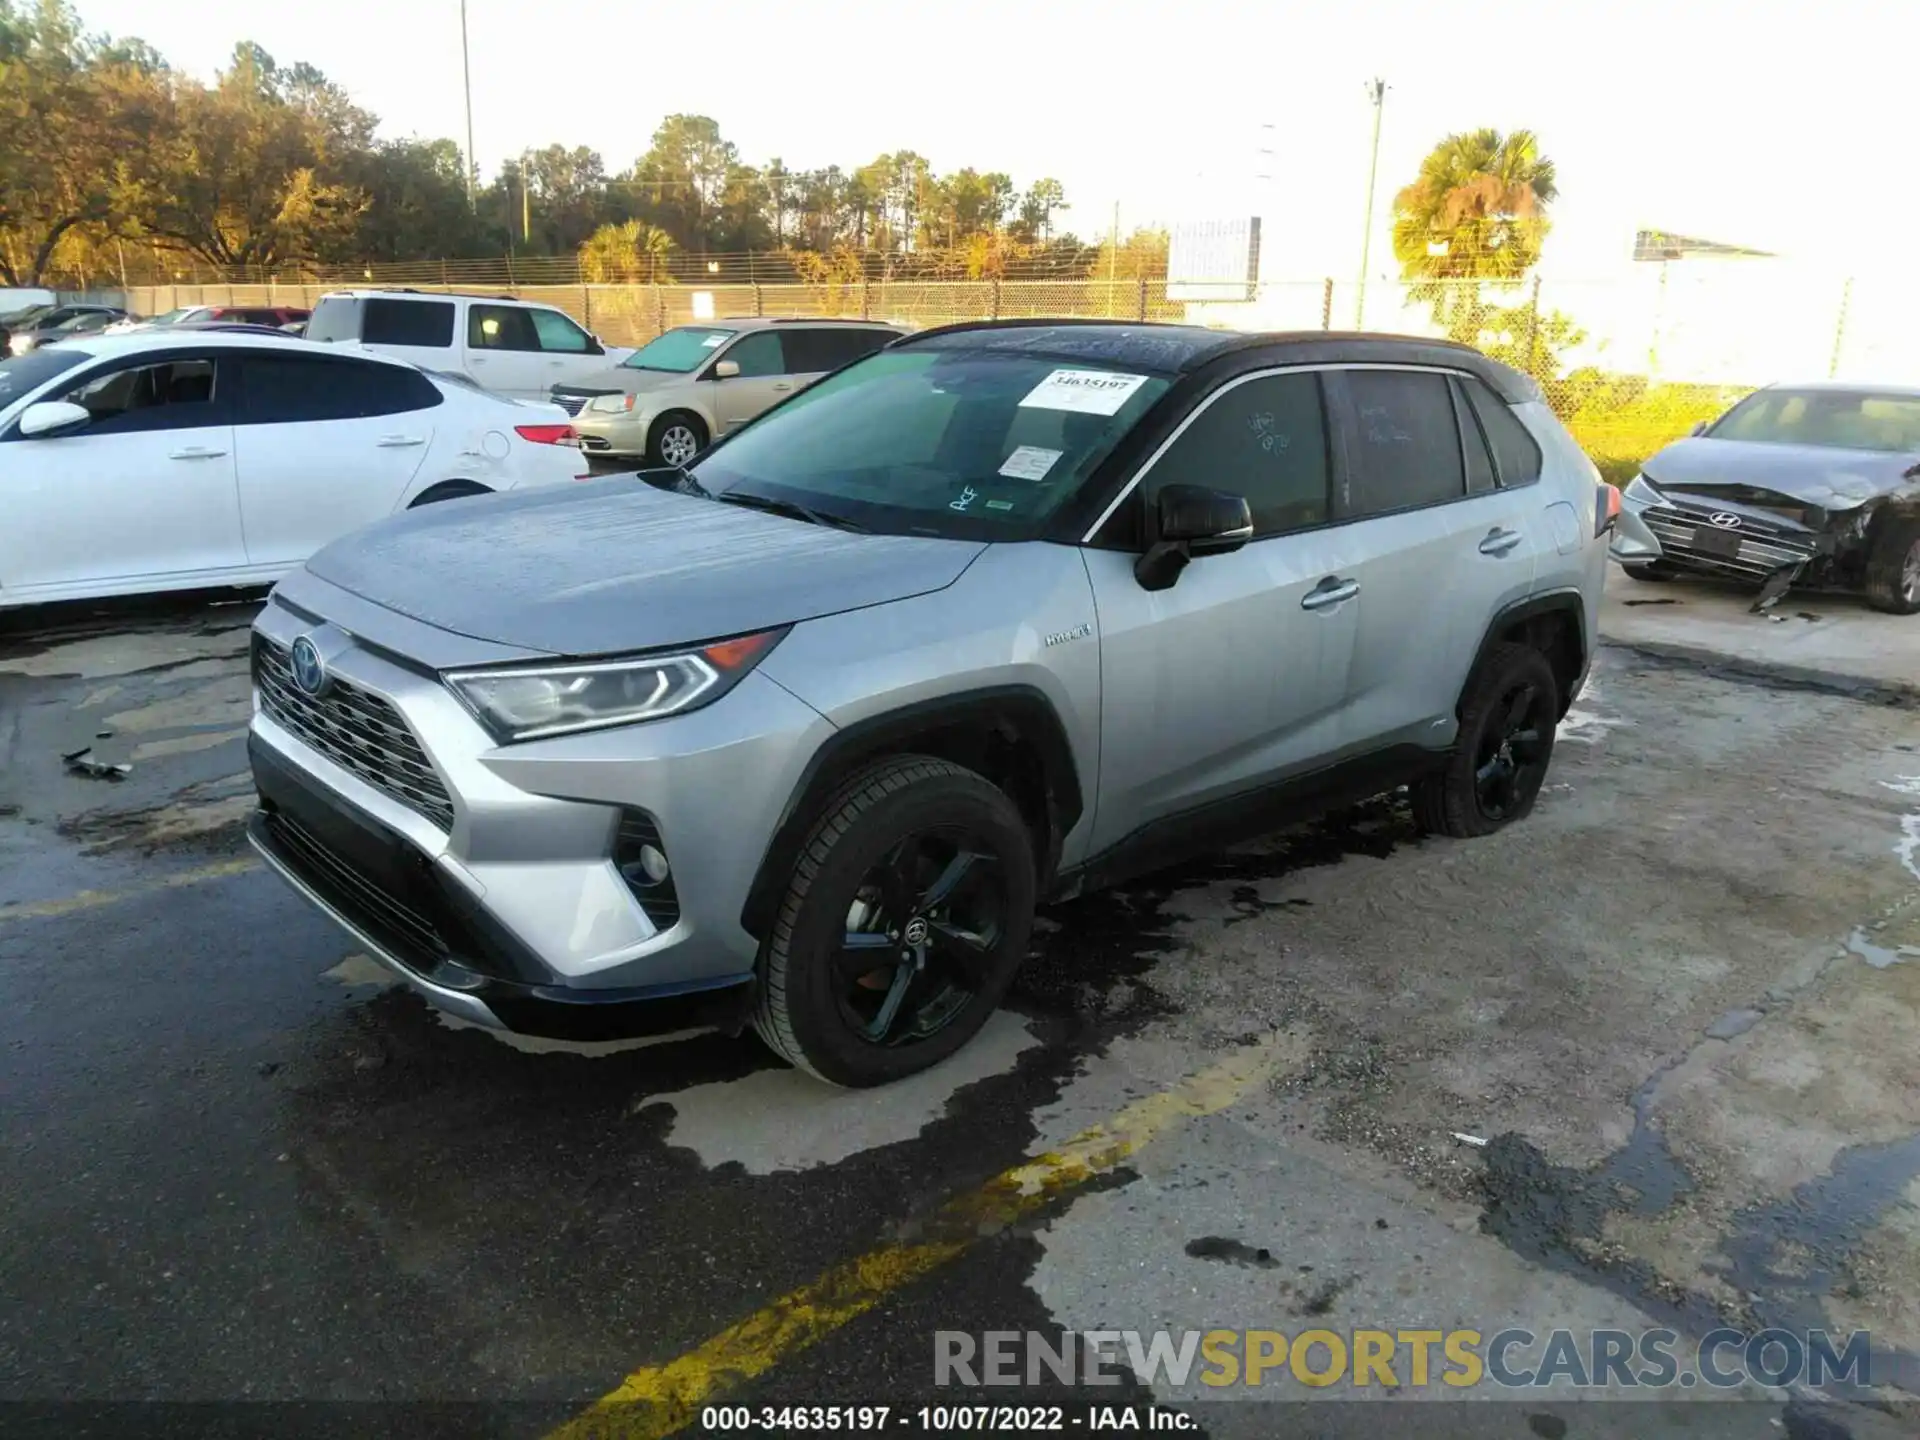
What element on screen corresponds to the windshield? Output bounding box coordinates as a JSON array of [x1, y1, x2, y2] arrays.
[[47, 312, 108, 334], [688, 348, 1172, 539], [621, 326, 736, 372], [5, 303, 57, 327], [143, 308, 200, 327], [1708, 389, 1920, 453], [0, 347, 89, 410]]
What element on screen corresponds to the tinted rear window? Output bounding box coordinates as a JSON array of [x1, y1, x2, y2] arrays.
[[237, 354, 443, 423], [1342, 369, 1467, 516], [363, 298, 455, 349], [1461, 375, 1543, 485]]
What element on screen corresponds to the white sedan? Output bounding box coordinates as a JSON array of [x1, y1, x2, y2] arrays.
[[0, 331, 587, 609]]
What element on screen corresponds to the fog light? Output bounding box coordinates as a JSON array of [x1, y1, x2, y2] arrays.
[[636, 844, 670, 884]]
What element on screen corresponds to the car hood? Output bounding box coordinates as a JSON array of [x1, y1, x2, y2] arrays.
[[299, 476, 987, 657], [559, 366, 693, 399], [1642, 437, 1920, 511]]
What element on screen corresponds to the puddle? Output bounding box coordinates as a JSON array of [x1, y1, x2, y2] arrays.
[[1184, 1236, 1280, 1269], [1882, 777, 1920, 883], [1717, 1131, 1920, 1394], [1845, 928, 1919, 969], [631, 1010, 1041, 1173]]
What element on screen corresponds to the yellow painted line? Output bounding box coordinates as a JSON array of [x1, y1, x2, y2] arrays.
[[0, 857, 261, 923], [547, 1035, 1298, 1440]]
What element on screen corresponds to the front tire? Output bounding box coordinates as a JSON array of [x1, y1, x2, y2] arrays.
[[646, 411, 708, 469], [1413, 643, 1561, 839], [1863, 512, 1920, 615], [752, 756, 1037, 1087]]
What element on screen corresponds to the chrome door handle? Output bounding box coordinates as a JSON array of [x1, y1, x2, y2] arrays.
[[376, 435, 426, 447], [1479, 528, 1524, 556], [1300, 578, 1360, 610], [772, 382, 794, 392], [168, 447, 227, 460]]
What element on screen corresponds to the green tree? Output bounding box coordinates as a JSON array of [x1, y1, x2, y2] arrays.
[[1087, 226, 1168, 282], [128, 43, 370, 267], [1391, 128, 1556, 338], [618, 114, 738, 253]]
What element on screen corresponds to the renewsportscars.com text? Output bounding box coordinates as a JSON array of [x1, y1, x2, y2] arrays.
[[934, 1327, 1873, 1390]]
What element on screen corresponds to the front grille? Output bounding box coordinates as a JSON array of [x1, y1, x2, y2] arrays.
[[253, 637, 456, 832], [263, 808, 447, 969], [553, 393, 587, 417], [1642, 500, 1819, 581]]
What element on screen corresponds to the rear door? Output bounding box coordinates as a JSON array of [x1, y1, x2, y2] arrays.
[[230, 351, 440, 567], [1323, 366, 1544, 753], [779, 326, 895, 392], [709, 330, 792, 432], [0, 353, 245, 592], [464, 304, 548, 399], [1084, 369, 1359, 853], [354, 296, 459, 376]]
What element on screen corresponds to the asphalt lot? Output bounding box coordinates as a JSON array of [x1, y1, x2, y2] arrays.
[[2, 579, 1918, 1439]]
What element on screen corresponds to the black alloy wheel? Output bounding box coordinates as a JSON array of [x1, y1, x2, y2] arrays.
[[836, 829, 1005, 1046]]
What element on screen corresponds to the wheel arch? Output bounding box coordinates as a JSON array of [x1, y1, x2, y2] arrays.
[[1463, 591, 1588, 720], [740, 685, 1085, 941], [407, 478, 492, 508]]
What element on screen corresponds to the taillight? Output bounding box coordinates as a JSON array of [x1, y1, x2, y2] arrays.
[[1595, 483, 1621, 537], [515, 423, 579, 447]]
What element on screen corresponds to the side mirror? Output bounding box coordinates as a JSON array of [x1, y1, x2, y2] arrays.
[[1135, 484, 1254, 591], [17, 400, 90, 438], [712, 359, 740, 380]]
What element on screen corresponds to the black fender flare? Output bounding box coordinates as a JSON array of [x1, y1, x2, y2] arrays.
[[1461, 590, 1590, 719], [739, 685, 1085, 941]]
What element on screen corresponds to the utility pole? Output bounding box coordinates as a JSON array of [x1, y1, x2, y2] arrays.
[[460, 0, 476, 209], [1354, 77, 1387, 329], [1107, 200, 1119, 317], [521, 150, 531, 245]]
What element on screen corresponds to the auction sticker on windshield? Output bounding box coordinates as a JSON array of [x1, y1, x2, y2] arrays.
[[998, 445, 1063, 481], [1018, 368, 1149, 415]]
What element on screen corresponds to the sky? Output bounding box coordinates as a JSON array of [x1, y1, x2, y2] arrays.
[[68, 0, 1920, 280]]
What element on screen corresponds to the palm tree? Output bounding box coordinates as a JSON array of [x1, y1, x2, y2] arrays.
[[577, 219, 675, 283], [1391, 129, 1556, 338]]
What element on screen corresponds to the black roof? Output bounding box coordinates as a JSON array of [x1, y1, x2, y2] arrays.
[[898, 319, 1539, 403]]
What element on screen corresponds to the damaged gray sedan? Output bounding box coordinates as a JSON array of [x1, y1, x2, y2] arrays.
[[1611, 382, 1920, 614]]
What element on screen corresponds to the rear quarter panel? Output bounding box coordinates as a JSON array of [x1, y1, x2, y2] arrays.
[[1520, 400, 1607, 681]]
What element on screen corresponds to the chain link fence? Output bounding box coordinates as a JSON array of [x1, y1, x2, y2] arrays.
[[116, 267, 1900, 480]]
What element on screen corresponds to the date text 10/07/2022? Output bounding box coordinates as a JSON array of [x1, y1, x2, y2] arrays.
[[699, 1405, 1192, 1432]]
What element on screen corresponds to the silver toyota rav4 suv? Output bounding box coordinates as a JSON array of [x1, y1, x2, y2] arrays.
[[247, 322, 1611, 1086]]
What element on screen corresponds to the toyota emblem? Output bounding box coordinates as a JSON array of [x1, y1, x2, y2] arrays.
[[1709, 512, 1742, 530], [289, 636, 331, 698]]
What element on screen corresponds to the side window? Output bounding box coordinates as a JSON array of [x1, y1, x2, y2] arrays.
[[529, 308, 592, 353], [1450, 378, 1498, 494], [718, 331, 787, 379], [1341, 369, 1466, 518], [59, 359, 220, 435], [782, 328, 890, 374], [469, 305, 540, 352], [1143, 372, 1332, 537], [1460, 376, 1543, 487], [237, 355, 444, 424], [362, 298, 455, 349]]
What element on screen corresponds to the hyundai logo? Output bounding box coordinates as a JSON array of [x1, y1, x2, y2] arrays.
[[1709, 512, 1742, 530], [289, 636, 331, 698]]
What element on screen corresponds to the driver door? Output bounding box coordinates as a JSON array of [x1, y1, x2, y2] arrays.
[[1084, 370, 1359, 855], [0, 354, 246, 596]]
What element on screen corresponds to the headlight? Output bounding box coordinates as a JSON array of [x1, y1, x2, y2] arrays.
[[587, 393, 640, 414], [443, 629, 785, 742], [8, 335, 34, 354]]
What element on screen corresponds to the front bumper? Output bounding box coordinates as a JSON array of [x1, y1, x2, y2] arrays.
[[1611, 487, 1823, 584], [569, 407, 649, 455], [246, 594, 832, 1037]]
